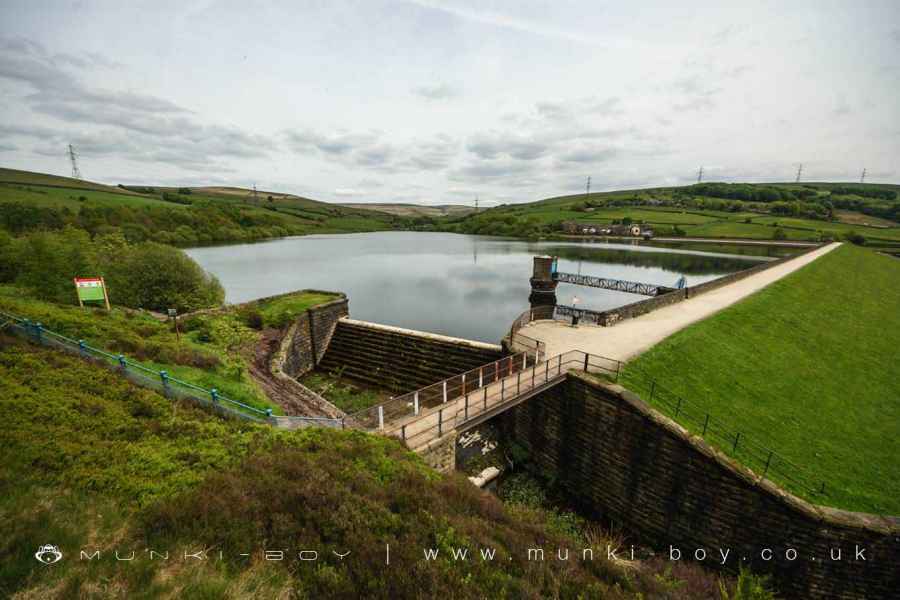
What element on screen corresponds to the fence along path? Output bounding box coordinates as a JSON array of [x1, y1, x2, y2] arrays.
[[345, 350, 622, 451]]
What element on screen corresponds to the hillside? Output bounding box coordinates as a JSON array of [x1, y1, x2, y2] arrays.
[[0, 167, 145, 196], [433, 182, 900, 247], [0, 168, 396, 245], [0, 336, 737, 599], [621, 244, 900, 514], [340, 202, 475, 218]]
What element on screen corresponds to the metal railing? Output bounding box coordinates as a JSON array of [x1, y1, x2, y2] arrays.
[[1, 310, 341, 429], [553, 271, 664, 296], [344, 350, 540, 430], [507, 306, 553, 360], [621, 364, 828, 499], [347, 350, 622, 446]]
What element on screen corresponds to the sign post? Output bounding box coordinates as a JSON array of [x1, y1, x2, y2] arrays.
[[74, 277, 110, 311], [168, 308, 179, 340]]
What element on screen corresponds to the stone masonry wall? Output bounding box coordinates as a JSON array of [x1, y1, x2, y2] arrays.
[[417, 432, 457, 474], [281, 296, 349, 378], [499, 373, 899, 599], [319, 319, 504, 394]]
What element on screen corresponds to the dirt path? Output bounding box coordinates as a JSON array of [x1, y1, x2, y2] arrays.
[[250, 328, 343, 418], [519, 242, 840, 362]]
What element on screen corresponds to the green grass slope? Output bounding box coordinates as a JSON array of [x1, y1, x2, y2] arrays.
[[0, 286, 341, 416], [0, 167, 146, 195], [621, 245, 900, 514], [0, 337, 730, 599], [0, 168, 397, 244], [437, 182, 900, 244]]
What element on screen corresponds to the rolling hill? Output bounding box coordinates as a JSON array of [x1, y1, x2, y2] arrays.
[[0, 168, 397, 244]]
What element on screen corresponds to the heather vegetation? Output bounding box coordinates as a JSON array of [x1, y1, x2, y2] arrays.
[[0, 284, 339, 416], [0, 338, 763, 599]]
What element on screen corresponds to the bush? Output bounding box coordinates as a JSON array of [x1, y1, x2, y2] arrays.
[[240, 308, 264, 330], [107, 242, 224, 312], [772, 228, 787, 240], [4, 229, 223, 312], [843, 230, 866, 246]]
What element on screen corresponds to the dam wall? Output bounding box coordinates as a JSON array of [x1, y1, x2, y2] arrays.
[[318, 319, 504, 394], [498, 372, 899, 600]]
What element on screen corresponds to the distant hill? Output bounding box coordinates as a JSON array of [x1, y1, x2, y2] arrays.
[[0, 168, 396, 244], [339, 202, 475, 217], [0, 167, 145, 196]]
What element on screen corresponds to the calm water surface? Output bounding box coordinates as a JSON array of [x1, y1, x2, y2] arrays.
[[186, 232, 778, 343]]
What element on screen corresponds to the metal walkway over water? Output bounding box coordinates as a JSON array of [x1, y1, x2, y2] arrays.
[[552, 271, 667, 296]]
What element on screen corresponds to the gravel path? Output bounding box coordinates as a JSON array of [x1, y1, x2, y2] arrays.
[[519, 242, 841, 362]]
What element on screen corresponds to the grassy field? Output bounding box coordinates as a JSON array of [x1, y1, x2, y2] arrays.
[[439, 182, 900, 244], [621, 245, 900, 514], [0, 286, 340, 416], [0, 182, 187, 210], [0, 336, 737, 598], [0, 168, 397, 244]]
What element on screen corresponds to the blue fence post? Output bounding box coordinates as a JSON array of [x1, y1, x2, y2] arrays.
[[160, 370, 169, 395], [118, 354, 127, 370], [266, 408, 273, 420], [35, 322, 44, 343], [210, 388, 219, 404], [78, 339, 87, 356]]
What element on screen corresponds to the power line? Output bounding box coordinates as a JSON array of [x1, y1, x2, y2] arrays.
[[585, 176, 591, 198], [860, 168, 866, 184], [67, 144, 81, 179], [795, 163, 803, 183], [697, 166, 703, 183], [474, 195, 479, 212]]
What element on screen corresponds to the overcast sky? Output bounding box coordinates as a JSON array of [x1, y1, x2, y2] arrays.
[[1, 1, 898, 205]]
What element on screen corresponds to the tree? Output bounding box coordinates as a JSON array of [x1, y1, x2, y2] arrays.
[[772, 228, 787, 240]]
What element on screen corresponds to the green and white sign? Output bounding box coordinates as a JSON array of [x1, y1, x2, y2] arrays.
[[74, 277, 110, 309]]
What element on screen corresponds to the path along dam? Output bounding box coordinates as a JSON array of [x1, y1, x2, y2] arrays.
[[324, 240, 897, 600]]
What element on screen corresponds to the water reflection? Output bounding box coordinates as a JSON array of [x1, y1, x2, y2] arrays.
[[186, 232, 779, 344]]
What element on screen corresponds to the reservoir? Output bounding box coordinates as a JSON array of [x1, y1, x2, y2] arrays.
[[186, 232, 784, 343]]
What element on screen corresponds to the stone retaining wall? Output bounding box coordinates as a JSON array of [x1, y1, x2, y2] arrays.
[[498, 372, 899, 599], [280, 296, 349, 377]]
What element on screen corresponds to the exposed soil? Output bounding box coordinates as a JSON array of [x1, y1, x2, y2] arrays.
[[249, 327, 343, 418]]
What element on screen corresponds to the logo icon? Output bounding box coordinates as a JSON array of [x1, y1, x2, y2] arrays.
[[35, 545, 63, 565]]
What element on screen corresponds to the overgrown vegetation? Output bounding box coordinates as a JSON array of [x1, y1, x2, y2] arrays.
[[0, 227, 224, 312], [0, 338, 754, 598], [300, 367, 389, 413], [622, 244, 900, 514]]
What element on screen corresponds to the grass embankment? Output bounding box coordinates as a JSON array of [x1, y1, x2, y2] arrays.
[[621, 245, 900, 514], [0, 286, 338, 416], [0, 337, 738, 599]]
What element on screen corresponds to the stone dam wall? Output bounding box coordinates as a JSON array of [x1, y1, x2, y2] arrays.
[[498, 372, 899, 600], [318, 319, 504, 394]]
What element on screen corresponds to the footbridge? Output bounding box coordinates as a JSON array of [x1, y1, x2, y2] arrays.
[[553, 271, 671, 297], [344, 349, 622, 453]]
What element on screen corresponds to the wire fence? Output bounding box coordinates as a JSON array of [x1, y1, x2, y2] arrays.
[[0, 310, 341, 429], [621, 364, 829, 499]]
